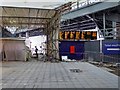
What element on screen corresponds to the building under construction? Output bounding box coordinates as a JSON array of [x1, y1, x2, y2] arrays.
[[0, 0, 120, 89]]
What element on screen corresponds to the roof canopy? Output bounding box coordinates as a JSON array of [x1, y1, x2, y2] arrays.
[[0, 1, 73, 35], [1, 6, 56, 29]]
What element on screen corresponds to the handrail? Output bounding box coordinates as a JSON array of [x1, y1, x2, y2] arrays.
[[63, 0, 105, 14]]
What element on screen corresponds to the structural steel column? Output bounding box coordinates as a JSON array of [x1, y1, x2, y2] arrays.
[[46, 2, 72, 61], [19, 33, 22, 37], [0, 6, 3, 90], [103, 13, 106, 38], [112, 21, 117, 39], [100, 13, 106, 62], [46, 11, 60, 61], [26, 32, 29, 38]]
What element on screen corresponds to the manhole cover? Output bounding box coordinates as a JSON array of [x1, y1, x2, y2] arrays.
[[70, 69, 82, 73]]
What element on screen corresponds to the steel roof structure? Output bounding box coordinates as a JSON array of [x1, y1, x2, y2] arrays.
[[1, 6, 56, 32], [0, 1, 73, 34], [62, 0, 120, 20], [0, 1, 73, 60]]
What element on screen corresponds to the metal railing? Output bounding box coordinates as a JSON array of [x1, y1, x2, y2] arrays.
[[59, 51, 120, 63], [64, 0, 105, 14], [84, 51, 120, 63], [98, 27, 119, 39]]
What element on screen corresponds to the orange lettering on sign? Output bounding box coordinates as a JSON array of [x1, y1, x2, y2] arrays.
[[76, 31, 80, 40]]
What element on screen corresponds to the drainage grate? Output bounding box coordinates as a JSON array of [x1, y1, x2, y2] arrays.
[[70, 69, 82, 73]]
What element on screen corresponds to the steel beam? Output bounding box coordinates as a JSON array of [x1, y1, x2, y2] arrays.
[[2, 22, 46, 25], [1, 6, 55, 11], [62, 1, 120, 20], [1, 16, 51, 19]]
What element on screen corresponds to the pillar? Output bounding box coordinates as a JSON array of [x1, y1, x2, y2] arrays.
[[26, 32, 29, 38], [112, 21, 117, 39], [19, 33, 22, 37], [103, 13, 106, 38]]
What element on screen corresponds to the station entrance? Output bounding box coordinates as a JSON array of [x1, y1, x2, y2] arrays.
[[0, 2, 72, 61]]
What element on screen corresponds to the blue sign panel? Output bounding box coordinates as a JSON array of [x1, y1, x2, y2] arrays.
[[59, 41, 84, 60], [103, 41, 120, 55]]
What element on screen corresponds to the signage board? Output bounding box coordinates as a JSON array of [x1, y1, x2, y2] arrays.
[[59, 31, 97, 41], [103, 42, 120, 55]]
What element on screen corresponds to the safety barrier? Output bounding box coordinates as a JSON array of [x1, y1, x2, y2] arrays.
[[60, 51, 120, 63], [84, 51, 120, 63], [64, 0, 104, 14]]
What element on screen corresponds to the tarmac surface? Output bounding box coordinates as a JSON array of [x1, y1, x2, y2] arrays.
[[1, 61, 119, 88]]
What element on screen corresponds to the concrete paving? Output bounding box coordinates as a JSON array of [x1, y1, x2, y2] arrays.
[[1, 61, 119, 88]]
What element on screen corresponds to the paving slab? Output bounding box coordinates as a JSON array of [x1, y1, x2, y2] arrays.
[[1, 61, 119, 88]]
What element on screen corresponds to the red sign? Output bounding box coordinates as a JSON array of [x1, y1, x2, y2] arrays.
[[70, 46, 75, 54]]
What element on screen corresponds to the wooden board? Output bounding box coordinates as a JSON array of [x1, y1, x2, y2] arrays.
[[0, 38, 26, 61]]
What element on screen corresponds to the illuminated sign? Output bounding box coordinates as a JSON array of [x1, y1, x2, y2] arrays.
[[70, 31, 76, 40], [65, 31, 70, 40], [59, 31, 65, 40], [59, 31, 97, 41]]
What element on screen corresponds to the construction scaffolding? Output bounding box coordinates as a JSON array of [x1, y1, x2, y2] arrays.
[[45, 2, 73, 61], [0, 2, 73, 61]]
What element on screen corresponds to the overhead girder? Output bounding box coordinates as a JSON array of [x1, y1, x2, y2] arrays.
[[61, 1, 120, 39], [1, 6, 56, 34], [62, 0, 120, 20], [2, 22, 47, 25], [1, 16, 51, 19]]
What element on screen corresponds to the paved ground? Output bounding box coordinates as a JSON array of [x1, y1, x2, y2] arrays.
[[1, 60, 119, 88]]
